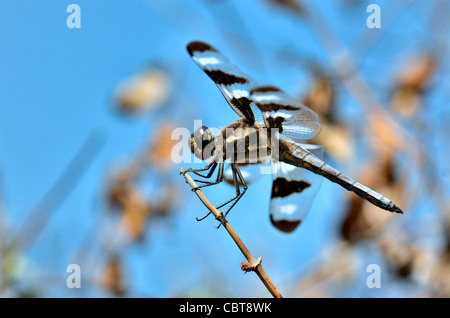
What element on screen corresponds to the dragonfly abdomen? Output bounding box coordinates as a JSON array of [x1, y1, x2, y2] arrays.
[[279, 140, 403, 214]]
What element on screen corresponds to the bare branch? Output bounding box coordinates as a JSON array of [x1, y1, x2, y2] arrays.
[[180, 168, 283, 298]]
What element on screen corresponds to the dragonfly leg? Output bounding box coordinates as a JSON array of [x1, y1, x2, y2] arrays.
[[181, 156, 217, 179], [192, 161, 218, 183], [214, 164, 248, 228], [194, 162, 225, 222], [192, 162, 224, 191], [190, 163, 248, 226]]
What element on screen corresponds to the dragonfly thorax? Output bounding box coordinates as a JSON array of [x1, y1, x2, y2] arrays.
[[216, 121, 272, 164]]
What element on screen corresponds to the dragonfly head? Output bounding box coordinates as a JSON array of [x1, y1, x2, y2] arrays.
[[190, 125, 215, 160]]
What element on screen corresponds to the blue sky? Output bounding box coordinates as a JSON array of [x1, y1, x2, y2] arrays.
[[0, 0, 448, 297]]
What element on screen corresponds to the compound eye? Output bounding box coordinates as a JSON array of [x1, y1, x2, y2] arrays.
[[190, 126, 215, 159], [192, 126, 212, 148]]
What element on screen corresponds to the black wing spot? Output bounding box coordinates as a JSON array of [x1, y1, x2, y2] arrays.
[[187, 41, 217, 56], [257, 103, 298, 112], [271, 178, 311, 198], [205, 70, 249, 86], [230, 97, 255, 124], [266, 116, 285, 132], [270, 214, 301, 233], [250, 86, 281, 94]]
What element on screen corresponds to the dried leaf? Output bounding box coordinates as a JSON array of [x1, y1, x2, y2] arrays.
[[311, 123, 353, 162], [302, 73, 334, 121], [396, 55, 435, 91], [146, 124, 178, 170], [115, 67, 171, 113], [390, 55, 435, 117], [267, 0, 305, 15], [101, 254, 124, 296]]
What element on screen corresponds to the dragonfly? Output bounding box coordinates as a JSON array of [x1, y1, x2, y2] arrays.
[[184, 41, 403, 233]]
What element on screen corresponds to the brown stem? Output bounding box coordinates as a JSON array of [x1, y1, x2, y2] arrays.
[[180, 168, 283, 298]]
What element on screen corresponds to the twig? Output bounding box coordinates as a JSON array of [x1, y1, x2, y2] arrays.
[[180, 168, 283, 298]]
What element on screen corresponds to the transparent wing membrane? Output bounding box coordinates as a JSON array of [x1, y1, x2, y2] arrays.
[[187, 41, 264, 125], [250, 86, 322, 141], [269, 144, 324, 233]]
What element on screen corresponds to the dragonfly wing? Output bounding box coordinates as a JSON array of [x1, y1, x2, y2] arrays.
[[187, 41, 264, 125], [269, 144, 324, 233], [223, 161, 270, 187], [250, 86, 322, 140]]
